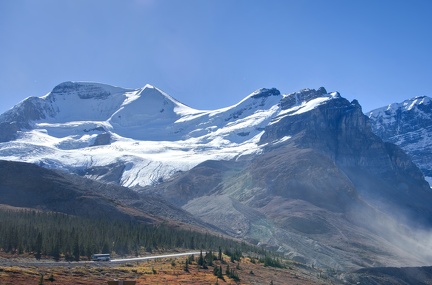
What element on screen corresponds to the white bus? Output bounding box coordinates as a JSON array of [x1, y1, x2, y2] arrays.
[[91, 253, 111, 261]]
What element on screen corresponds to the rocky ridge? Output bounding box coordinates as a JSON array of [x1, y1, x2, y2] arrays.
[[368, 96, 432, 185]]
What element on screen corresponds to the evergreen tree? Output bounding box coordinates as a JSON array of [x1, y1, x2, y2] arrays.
[[189, 236, 195, 249], [198, 249, 204, 266], [213, 265, 219, 276], [34, 232, 42, 260], [0, 208, 266, 262], [73, 236, 80, 261], [229, 269, 240, 282], [218, 266, 224, 280], [206, 250, 214, 266], [64, 243, 73, 262], [101, 241, 110, 254], [52, 241, 60, 262]]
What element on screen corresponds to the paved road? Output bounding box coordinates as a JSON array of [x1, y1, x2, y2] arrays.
[[110, 251, 201, 263], [0, 251, 202, 267]]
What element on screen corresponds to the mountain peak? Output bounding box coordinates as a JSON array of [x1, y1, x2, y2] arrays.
[[137, 84, 189, 110], [250, 88, 281, 99], [107, 83, 202, 140], [403, 96, 431, 110], [369, 95, 432, 117], [280, 87, 332, 110]]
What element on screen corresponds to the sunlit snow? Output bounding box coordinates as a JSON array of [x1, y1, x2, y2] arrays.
[[0, 82, 337, 188]]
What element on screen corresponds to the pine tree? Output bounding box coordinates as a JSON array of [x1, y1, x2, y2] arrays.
[[189, 236, 195, 249], [213, 265, 219, 276], [52, 241, 60, 262], [206, 250, 214, 266], [102, 241, 110, 254], [184, 258, 190, 272], [198, 249, 204, 266], [218, 266, 223, 279], [73, 236, 80, 261], [34, 232, 43, 260]]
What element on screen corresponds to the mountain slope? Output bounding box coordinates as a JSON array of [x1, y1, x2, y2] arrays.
[[0, 159, 222, 231], [140, 89, 432, 269], [261, 95, 431, 222], [368, 96, 432, 185]]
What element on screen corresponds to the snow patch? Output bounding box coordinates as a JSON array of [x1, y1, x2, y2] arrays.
[[273, 136, 292, 144]]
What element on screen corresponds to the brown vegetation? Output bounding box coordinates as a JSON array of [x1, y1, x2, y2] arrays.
[[0, 254, 335, 285]]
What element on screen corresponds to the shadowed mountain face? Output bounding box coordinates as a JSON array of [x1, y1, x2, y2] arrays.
[[261, 96, 431, 223], [345, 266, 432, 285], [143, 94, 432, 269], [0, 160, 221, 232]]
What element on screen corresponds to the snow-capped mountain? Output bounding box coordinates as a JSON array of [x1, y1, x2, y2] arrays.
[[2, 81, 432, 269], [0, 81, 334, 187], [368, 96, 432, 185]]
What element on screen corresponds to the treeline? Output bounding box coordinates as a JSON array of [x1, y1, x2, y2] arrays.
[[0, 209, 265, 261]]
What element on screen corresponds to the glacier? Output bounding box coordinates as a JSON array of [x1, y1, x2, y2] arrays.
[[0, 82, 341, 188]]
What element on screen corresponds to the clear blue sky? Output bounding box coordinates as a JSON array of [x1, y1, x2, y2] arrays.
[[1, 0, 431, 114]]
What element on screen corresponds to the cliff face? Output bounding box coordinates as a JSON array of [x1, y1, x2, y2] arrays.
[[368, 96, 432, 184], [263, 92, 427, 185], [0, 97, 52, 142]]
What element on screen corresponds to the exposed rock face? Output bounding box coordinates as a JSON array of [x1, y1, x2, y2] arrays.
[[0, 97, 53, 142], [261, 95, 430, 216], [51, 81, 112, 99], [368, 96, 432, 184], [92, 132, 111, 146], [144, 89, 432, 269], [279, 87, 328, 109], [250, 87, 281, 99], [0, 121, 20, 142]]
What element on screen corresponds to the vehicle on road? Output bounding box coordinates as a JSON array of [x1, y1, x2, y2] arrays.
[[91, 253, 111, 261]]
